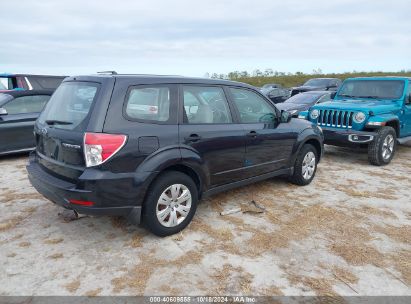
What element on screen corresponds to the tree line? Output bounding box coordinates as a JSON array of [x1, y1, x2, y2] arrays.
[[205, 69, 411, 88]]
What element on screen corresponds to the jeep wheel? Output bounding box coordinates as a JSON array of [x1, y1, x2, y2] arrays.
[[143, 171, 198, 236], [368, 126, 397, 166], [290, 144, 318, 186]]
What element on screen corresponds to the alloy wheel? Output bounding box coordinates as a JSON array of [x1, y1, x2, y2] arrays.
[[382, 134, 394, 160], [302, 151, 316, 180]]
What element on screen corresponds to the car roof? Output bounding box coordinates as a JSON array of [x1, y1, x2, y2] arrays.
[[308, 78, 340, 80], [0, 89, 54, 98], [345, 76, 411, 81], [298, 90, 332, 95], [0, 73, 66, 78], [65, 74, 256, 89]]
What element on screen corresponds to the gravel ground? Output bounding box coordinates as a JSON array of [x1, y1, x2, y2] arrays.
[[0, 145, 410, 296]]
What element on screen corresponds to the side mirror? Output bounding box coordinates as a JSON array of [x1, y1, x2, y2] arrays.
[[407, 95, 411, 105], [280, 110, 292, 123], [0, 108, 7, 115]]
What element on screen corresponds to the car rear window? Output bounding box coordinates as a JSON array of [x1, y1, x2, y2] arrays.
[[38, 81, 99, 130], [125, 86, 170, 122]]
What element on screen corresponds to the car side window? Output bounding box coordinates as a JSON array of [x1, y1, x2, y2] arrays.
[[229, 87, 276, 124], [183, 86, 232, 124], [3, 95, 50, 114], [125, 86, 171, 122]]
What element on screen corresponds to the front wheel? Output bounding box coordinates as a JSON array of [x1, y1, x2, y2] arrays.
[[368, 126, 397, 166], [289, 144, 318, 186], [143, 171, 198, 237]]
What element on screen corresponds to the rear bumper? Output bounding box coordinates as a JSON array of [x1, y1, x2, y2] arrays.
[[322, 127, 377, 146], [26, 153, 142, 222]]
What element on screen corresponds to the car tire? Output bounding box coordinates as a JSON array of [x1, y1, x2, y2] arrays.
[[289, 144, 318, 186], [368, 126, 397, 166], [143, 171, 198, 237]]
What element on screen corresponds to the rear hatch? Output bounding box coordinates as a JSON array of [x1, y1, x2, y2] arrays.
[[34, 78, 113, 182]]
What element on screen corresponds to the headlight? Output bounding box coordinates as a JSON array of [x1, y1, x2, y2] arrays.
[[310, 109, 319, 120], [289, 110, 298, 115], [353, 112, 366, 123]]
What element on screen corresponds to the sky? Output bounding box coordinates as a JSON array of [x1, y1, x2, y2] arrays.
[[1, 0, 410, 77]]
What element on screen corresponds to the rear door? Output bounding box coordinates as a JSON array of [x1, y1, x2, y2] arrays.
[[34, 79, 113, 181], [228, 87, 299, 177], [178, 85, 246, 187], [0, 94, 50, 153]]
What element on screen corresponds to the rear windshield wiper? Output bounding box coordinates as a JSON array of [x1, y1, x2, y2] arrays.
[[45, 119, 73, 125]]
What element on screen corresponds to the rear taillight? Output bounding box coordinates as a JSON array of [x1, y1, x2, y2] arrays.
[[84, 132, 127, 167], [69, 199, 94, 206]]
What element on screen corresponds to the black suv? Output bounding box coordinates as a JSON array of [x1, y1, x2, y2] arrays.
[[27, 75, 323, 236]]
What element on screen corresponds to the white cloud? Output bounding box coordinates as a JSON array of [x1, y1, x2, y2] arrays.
[[1, 0, 410, 76]]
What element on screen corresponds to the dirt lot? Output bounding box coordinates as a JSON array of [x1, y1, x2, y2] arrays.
[[0, 145, 410, 296]]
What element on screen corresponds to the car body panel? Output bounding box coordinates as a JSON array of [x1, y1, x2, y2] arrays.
[[277, 91, 332, 117], [302, 77, 411, 144], [27, 74, 324, 224]]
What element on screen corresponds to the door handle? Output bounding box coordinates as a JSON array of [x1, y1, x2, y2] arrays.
[[246, 131, 258, 138], [185, 134, 202, 142]]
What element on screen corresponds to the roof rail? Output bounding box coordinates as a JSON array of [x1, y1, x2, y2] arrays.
[[97, 71, 118, 75]]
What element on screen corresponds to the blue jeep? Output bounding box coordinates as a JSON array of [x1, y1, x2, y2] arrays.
[[299, 77, 411, 165]]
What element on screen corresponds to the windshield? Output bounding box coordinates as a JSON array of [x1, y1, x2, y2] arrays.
[[0, 77, 9, 90], [337, 80, 405, 100], [303, 79, 331, 87], [285, 93, 320, 104], [38, 81, 100, 130]]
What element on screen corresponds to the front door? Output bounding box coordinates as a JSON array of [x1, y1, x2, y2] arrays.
[[178, 85, 246, 187], [401, 82, 411, 137], [228, 87, 298, 177], [0, 94, 50, 153]]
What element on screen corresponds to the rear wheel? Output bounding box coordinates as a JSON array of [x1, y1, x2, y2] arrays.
[[368, 126, 397, 166], [290, 144, 318, 186], [143, 171, 198, 236]]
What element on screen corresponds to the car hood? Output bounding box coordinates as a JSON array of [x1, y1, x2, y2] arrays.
[[276, 103, 308, 112], [312, 99, 401, 114]]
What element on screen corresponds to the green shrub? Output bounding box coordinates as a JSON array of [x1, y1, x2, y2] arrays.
[[210, 71, 411, 88]]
